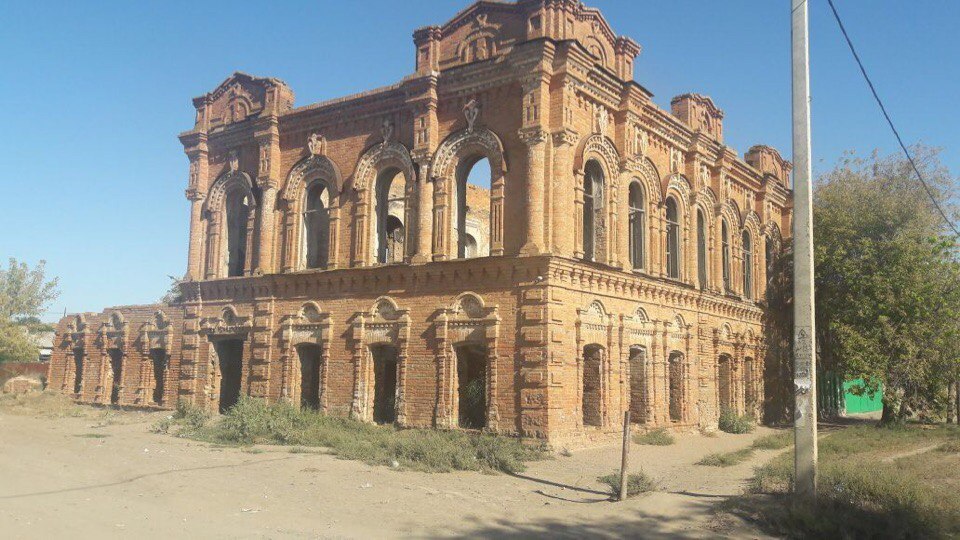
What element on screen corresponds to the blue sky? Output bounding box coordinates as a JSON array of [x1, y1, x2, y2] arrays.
[[1, 1, 956, 321]]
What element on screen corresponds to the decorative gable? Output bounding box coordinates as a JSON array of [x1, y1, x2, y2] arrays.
[[191, 72, 294, 132]]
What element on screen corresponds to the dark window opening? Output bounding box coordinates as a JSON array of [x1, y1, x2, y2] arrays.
[[304, 182, 330, 269], [628, 182, 645, 270], [742, 231, 753, 299], [665, 198, 680, 278], [376, 170, 406, 263], [721, 221, 731, 292], [697, 210, 708, 288], [226, 190, 250, 277], [583, 161, 604, 262]]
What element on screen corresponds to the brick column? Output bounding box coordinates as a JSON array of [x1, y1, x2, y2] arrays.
[[255, 124, 280, 274], [519, 127, 547, 255], [551, 129, 578, 256], [183, 135, 208, 281], [411, 150, 433, 263]]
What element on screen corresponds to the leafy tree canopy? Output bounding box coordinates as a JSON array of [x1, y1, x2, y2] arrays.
[[812, 147, 960, 422], [0, 258, 60, 363]]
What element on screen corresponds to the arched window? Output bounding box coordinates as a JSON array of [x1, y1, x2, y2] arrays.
[[303, 182, 330, 269], [583, 160, 604, 262], [665, 197, 680, 278], [628, 182, 645, 270], [697, 209, 707, 288], [742, 230, 753, 299], [375, 169, 407, 263], [721, 220, 731, 292], [225, 189, 251, 277], [454, 157, 491, 259], [765, 237, 775, 281]]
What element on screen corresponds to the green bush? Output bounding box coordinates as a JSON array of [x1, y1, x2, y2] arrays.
[[633, 428, 675, 446], [718, 407, 754, 434], [597, 472, 655, 499]]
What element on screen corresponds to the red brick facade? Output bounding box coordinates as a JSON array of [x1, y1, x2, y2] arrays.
[[49, 0, 792, 444]]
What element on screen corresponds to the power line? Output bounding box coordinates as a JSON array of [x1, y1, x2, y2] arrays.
[[825, 0, 960, 237]]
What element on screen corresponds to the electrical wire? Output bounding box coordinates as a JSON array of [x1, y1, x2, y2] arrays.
[[825, 0, 960, 237]]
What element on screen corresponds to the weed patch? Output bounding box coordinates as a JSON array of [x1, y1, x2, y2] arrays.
[[733, 423, 960, 538], [751, 431, 793, 450], [74, 433, 109, 439], [597, 472, 655, 499], [171, 397, 547, 473], [697, 448, 754, 467], [718, 408, 754, 434], [633, 428, 675, 446]]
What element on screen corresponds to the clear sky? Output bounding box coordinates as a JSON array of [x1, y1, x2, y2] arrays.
[[1, 0, 957, 321]]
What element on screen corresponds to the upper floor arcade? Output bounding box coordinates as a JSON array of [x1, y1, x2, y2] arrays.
[[177, 0, 793, 304]]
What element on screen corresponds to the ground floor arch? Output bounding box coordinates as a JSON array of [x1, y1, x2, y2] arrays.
[[582, 344, 604, 427], [213, 339, 244, 413], [455, 342, 487, 429], [297, 343, 322, 410], [370, 344, 399, 424]]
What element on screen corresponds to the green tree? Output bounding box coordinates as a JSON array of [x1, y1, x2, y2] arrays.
[[813, 147, 960, 423], [0, 258, 60, 363]]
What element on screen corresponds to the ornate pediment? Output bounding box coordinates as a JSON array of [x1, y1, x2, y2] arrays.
[[199, 307, 252, 336], [140, 310, 171, 351], [192, 72, 294, 131], [280, 302, 332, 347]]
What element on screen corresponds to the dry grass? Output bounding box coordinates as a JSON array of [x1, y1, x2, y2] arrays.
[[697, 448, 754, 467], [732, 424, 960, 539], [597, 472, 656, 499], [633, 428, 675, 446], [160, 396, 549, 474], [0, 391, 88, 418]]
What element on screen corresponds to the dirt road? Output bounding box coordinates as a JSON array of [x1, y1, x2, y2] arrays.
[[0, 404, 777, 538]]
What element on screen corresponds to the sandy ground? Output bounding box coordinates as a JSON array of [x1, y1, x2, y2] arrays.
[[0, 406, 781, 539]]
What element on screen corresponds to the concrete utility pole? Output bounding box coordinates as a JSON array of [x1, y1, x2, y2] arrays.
[[791, 0, 818, 500]]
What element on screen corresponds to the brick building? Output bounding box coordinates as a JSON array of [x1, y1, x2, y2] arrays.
[[48, 0, 792, 444]]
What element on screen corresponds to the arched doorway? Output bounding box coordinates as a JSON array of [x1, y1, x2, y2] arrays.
[[454, 157, 491, 259], [72, 349, 84, 395], [455, 343, 487, 429], [297, 343, 322, 410], [371, 344, 398, 424], [214, 339, 244, 413], [668, 352, 684, 421], [107, 349, 123, 405], [718, 354, 734, 412], [149, 348, 168, 406], [628, 346, 647, 423], [582, 344, 604, 427]]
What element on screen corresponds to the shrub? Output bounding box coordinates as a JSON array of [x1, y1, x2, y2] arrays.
[[172, 397, 547, 473], [174, 400, 210, 431], [633, 428, 675, 446], [718, 407, 755, 434], [597, 472, 655, 499], [697, 448, 754, 467]]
